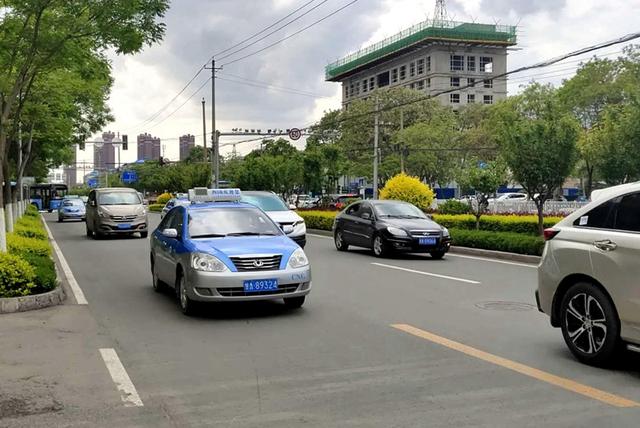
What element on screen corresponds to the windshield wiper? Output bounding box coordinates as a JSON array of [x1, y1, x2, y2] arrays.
[[226, 232, 277, 237], [191, 233, 227, 238]]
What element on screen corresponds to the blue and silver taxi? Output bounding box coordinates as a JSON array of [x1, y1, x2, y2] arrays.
[[150, 188, 312, 315]]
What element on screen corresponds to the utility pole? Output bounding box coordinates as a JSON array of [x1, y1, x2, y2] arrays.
[[201, 98, 207, 162], [211, 59, 218, 188], [399, 109, 405, 174], [373, 97, 380, 200]]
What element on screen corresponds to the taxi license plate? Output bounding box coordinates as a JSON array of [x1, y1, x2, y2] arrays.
[[117, 223, 132, 229], [419, 237, 437, 246], [243, 279, 278, 292]]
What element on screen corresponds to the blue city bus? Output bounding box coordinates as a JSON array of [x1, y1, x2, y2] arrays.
[[30, 184, 68, 212]]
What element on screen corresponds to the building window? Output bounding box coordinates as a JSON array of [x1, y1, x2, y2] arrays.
[[450, 55, 464, 71], [392, 68, 398, 83], [399, 65, 406, 80], [417, 59, 425, 75], [480, 57, 493, 73], [349, 83, 354, 98], [483, 95, 494, 104], [426, 78, 431, 88], [468, 78, 476, 87], [417, 80, 425, 90], [467, 56, 476, 72], [369, 77, 375, 91], [467, 94, 475, 104], [484, 79, 493, 88], [377, 71, 390, 87], [410, 61, 416, 77], [450, 93, 460, 104], [427, 56, 431, 72], [450, 77, 460, 87], [362, 79, 368, 93], [355, 81, 360, 95]]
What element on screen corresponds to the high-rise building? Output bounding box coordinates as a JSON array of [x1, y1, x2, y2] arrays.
[[63, 151, 77, 186], [137, 133, 161, 161], [179, 134, 196, 161], [325, 14, 517, 109], [94, 131, 116, 171]]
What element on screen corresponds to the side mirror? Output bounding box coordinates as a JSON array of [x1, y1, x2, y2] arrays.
[[289, 204, 297, 210], [282, 225, 294, 234], [162, 228, 178, 239], [361, 212, 371, 220]]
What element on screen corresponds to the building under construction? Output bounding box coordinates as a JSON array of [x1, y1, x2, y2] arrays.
[[326, 1, 517, 108]]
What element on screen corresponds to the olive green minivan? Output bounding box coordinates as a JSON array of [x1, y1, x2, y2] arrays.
[[86, 188, 148, 239]]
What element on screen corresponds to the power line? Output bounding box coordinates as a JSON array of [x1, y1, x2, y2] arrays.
[[219, 0, 361, 68], [146, 77, 212, 131], [216, 74, 330, 98], [214, 0, 330, 62]]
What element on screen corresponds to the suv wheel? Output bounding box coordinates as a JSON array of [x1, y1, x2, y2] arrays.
[[86, 223, 93, 238], [560, 282, 620, 366], [334, 230, 348, 252], [284, 296, 305, 309]]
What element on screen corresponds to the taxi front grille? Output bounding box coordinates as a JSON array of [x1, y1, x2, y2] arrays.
[[110, 215, 137, 222], [230, 255, 282, 272], [217, 284, 299, 297]]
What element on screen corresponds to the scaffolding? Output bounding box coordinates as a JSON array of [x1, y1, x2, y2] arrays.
[[325, 19, 517, 81]]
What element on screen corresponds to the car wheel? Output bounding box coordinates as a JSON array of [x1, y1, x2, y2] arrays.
[[151, 259, 166, 293], [140, 231, 148, 239], [430, 250, 446, 260], [176, 272, 195, 316], [560, 282, 621, 366], [334, 230, 349, 252], [284, 296, 305, 309], [58, 216, 63, 223], [372, 234, 388, 257]]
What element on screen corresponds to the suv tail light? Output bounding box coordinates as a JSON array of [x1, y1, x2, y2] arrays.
[[543, 228, 560, 241]]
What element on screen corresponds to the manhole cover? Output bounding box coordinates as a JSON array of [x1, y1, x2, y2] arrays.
[[475, 301, 536, 311]]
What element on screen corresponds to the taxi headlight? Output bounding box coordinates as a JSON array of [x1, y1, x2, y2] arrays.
[[287, 248, 309, 269], [387, 226, 409, 237], [442, 227, 450, 237], [191, 253, 228, 272]]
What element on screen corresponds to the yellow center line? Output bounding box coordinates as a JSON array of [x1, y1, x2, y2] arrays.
[[391, 323, 640, 408]]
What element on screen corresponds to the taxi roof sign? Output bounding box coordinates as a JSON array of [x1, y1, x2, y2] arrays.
[[188, 188, 242, 202]]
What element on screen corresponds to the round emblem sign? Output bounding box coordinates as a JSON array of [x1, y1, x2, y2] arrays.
[[288, 128, 302, 141]]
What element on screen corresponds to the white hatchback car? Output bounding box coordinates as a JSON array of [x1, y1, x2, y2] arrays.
[[537, 182, 640, 365]]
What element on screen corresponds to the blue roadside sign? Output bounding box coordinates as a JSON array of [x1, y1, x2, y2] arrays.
[[88, 178, 99, 188], [121, 170, 138, 184]]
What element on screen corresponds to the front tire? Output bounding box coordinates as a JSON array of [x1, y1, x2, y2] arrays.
[[176, 272, 195, 316], [372, 234, 389, 258], [334, 230, 349, 252], [58, 216, 63, 223], [140, 231, 148, 239], [151, 258, 166, 293], [284, 296, 305, 309], [560, 282, 620, 366]]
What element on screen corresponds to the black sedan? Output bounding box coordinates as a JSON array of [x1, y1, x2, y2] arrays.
[[332, 200, 451, 259]]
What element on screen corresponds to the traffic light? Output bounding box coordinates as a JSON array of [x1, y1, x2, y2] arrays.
[[122, 134, 128, 150], [79, 142, 85, 151]]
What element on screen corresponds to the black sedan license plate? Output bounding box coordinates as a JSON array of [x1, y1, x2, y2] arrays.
[[419, 237, 437, 246]]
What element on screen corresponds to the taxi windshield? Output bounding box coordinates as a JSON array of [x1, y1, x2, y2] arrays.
[[241, 193, 288, 211], [188, 208, 282, 238]]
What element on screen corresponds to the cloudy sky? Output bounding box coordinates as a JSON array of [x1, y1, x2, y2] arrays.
[[81, 0, 640, 166]]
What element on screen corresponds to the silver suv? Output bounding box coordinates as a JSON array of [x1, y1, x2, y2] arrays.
[[537, 183, 640, 366], [86, 188, 148, 239]]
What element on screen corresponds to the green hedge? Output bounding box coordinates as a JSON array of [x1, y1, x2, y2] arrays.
[[433, 214, 562, 236], [20, 253, 57, 293], [14, 223, 48, 240], [0, 252, 36, 297], [149, 203, 164, 212], [450, 228, 545, 256], [7, 233, 51, 257], [438, 200, 471, 215], [298, 211, 335, 231], [25, 205, 39, 217]]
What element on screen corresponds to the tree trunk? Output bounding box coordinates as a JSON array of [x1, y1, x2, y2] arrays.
[[0, 139, 6, 252], [585, 166, 594, 199], [4, 158, 13, 233], [536, 201, 545, 236]]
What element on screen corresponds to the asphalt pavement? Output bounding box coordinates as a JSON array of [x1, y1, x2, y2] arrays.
[[4, 213, 640, 427]]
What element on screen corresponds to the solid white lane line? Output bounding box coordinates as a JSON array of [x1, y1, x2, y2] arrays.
[[99, 348, 144, 407], [371, 262, 480, 284], [41, 219, 88, 305], [447, 253, 537, 269]]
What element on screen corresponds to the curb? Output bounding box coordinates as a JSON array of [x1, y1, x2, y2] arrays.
[[0, 286, 65, 314], [307, 229, 540, 265]]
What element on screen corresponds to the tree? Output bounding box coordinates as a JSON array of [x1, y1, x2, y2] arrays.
[[491, 83, 580, 235], [379, 173, 435, 211], [0, 0, 169, 250], [457, 160, 507, 229]]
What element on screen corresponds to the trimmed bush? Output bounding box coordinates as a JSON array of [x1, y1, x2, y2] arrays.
[[20, 253, 57, 293], [25, 204, 39, 217], [0, 252, 36, 298], [149, 203, 164, 213], [379, 173, 435, 211], [433, 214, 562, 236], [450, 228, 545, 256], [438, 199, 471, 215], [7, 233, 51, 257], [156, 193, 172, 205], [297, 211, 335, 231], [15, 217, 48, 240]]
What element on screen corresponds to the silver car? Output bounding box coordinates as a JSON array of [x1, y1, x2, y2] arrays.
[[537, 182, 640, 365], [150, 200, 312, 315]]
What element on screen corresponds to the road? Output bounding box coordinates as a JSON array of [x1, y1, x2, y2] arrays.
[[5, 213, 640, 427]]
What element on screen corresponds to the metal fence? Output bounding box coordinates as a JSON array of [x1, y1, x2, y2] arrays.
[[434, 200, 588, 215]]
